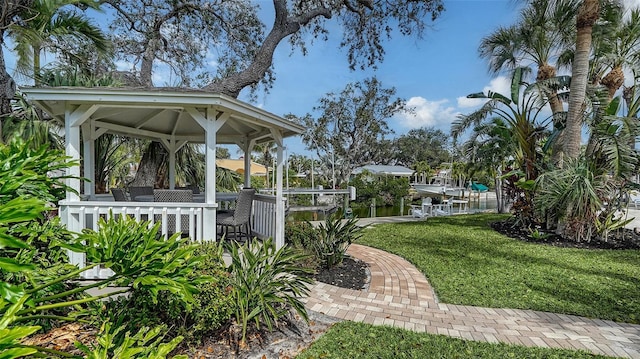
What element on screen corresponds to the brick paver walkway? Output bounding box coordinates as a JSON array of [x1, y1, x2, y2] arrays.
[[302, 243, 640, 358]]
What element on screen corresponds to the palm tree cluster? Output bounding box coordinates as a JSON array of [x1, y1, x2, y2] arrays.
[[456, 0, 640, 242]]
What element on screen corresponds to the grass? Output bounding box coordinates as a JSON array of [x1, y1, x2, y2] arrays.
[[357, 213, 640, 324], [296, 321, 613, 358]]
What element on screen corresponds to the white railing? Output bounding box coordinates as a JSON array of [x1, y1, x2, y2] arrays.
[[59, 195, 282, 278], [252, 194, 278, 240]]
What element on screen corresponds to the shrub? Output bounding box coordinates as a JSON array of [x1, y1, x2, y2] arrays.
[[225, 238, 314, 345], [0, 140, 197, 357], [285, 220, 317, 250], [76, 323, 187, 359], [312, 214, 363, 268], [99, 240, 234, 345], [285, 221, 322, 270]]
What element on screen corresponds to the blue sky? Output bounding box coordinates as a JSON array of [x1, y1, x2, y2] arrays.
[[242, 0, 522, 157]]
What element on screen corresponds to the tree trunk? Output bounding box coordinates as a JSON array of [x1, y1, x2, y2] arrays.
[[537, 63, 567, 167], [0, 46, 15, 140], [564, 0, 599, 160], [495, 173, 506, 213], [601, 65, 624, 100], [130, 142, 167, 187]]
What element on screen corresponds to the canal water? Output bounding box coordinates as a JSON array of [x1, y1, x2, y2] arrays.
[[288, 192, 498, 221]]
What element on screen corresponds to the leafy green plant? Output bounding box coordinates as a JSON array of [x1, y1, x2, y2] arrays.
[[285, 221, 317, 250], [0, 140, 78, 204], [76, 322, 187, 359], [0, 139, 204, 357], [225, 238, 314, 346], [99, 241, 235, 345], [285, 221, 321, 270], [72, 214, 205, 303], [528, 228, 550, 240], [312, 214, 364, 268]]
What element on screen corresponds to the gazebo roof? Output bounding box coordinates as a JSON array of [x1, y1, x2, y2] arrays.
[[21, 87, 304, 144]]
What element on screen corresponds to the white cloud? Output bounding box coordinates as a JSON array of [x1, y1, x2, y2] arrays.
[[457, 76, 510, 108], [395, 97, 459, 130]]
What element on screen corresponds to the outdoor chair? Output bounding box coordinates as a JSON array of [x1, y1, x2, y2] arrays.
[[111, 188, 129, 201], [129, 186, 154, 201], [630, 191, 640, 209], [217, 188, 256, 241], [410, 197, 432, 218], [153, 189, 193, 236]]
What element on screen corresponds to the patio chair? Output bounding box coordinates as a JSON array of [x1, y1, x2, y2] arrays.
[[154, 189, 193, 236], [630, 191, 640, 209], [217, 188, 256, 241], [409, 197, 432, 218], [129, 186, 154, 201], [111, 188, 129, 201]]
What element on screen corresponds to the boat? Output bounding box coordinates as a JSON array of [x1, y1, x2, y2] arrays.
[[411, 167, 466, 198]]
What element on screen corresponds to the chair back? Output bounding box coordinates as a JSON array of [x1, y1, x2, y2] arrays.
[[233, 188, 256, 223], [111, 188, 129, 201], [153, 190, 193, 236], [111, 188, 129, 202], [129, 186, 154, 201], [422, 197, 432, 205], [153, 189, 193, 202]]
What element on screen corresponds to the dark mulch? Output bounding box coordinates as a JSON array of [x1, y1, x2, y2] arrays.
[[490, 220, 640, 250], [314, 256, 369, 290]]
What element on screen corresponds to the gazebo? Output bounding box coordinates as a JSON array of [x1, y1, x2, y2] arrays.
[[22, 87, 303, 277]]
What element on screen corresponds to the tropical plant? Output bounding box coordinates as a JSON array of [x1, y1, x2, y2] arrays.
[[565, 0, 601, 160], [76, 323, 187, 359], [8, 0, 109, 84], [480, 0, 577, 163], [453, 67, 552, 225], [99, 241, 234, 346], [225, 238, 313, 346], [312, 214, 364, 269], [590, 5, 640, 100], [535, 94, 637, 241], [460, 117, 515, 213], [2, 92, 63, 149], [479, 0, 576, 163]]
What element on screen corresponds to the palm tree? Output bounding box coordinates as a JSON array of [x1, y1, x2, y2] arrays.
[[253, 142, 276, 188], [564, 0, 601, 160], [591, 7, 640, 100], [479, 0, 577, 164], [453, 67, 552, 224], [8, 0, 109, 84], [462, 117, 515, 213]]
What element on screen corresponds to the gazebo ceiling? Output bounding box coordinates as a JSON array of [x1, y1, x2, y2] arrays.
[[21, 87, 304, 144]]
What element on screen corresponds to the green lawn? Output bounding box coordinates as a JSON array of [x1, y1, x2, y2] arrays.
[[297, 321, 613, 359], [357, 213, 640, 324]]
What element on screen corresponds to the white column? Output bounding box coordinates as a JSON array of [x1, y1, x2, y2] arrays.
[[203, 111, 218, 241], [66, 105, 81, 202], [243, 147, 251, 187], [65, 104, 83, 269], [272, 130, 285, 249], [81, 123, 95, 199]]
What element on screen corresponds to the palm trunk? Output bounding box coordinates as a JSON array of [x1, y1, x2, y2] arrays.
[[130, 142, 167, 187], [564, 0, 599, 160]]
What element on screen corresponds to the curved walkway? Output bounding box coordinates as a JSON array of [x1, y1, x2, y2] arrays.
[[302, 243, 640, 358]]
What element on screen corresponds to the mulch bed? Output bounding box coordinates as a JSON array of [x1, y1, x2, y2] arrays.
[[314, 256, 369, 290], [490, 220, 640, 250]]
